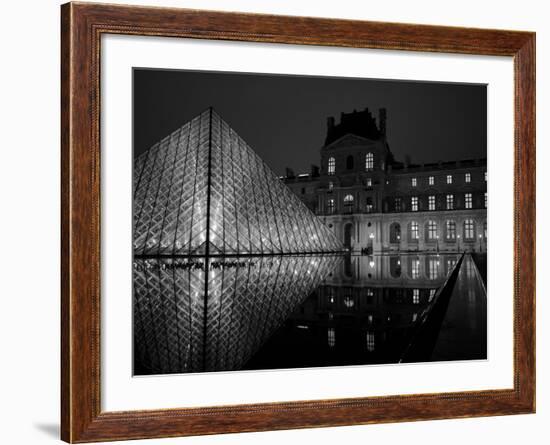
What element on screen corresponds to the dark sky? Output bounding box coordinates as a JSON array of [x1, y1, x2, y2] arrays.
[[133, 69, 486, 176]]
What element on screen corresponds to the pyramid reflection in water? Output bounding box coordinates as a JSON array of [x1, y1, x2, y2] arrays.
[[133, 109, 342, 256], [134, 255, 341, 374]]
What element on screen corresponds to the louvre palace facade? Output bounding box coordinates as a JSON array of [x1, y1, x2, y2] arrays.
[[284, 108, 487, 253]]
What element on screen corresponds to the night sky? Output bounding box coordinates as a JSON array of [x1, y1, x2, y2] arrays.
[[133, 69, 486, 176]]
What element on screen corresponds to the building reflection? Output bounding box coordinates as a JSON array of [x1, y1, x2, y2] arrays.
[[245, 253, 485, 370], [134, 252, 486, 375]]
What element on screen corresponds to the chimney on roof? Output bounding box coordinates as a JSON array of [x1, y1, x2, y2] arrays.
[[311, 164, 320, 177]]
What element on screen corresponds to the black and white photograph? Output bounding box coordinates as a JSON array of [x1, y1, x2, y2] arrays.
[[132, 69, 488, 376], [3, 0, 544, 443]]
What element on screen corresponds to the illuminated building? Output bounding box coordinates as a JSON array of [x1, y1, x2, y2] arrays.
[[284, 108, 487, 253]]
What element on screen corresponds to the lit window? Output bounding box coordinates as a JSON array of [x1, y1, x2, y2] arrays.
[[446, 258, 457, 274], [446, 220, 456, 240], [394, 197, 402, 212], [484, 220, 487, 238], [446, 194, 454, 210], [465, 193, 473, 209], [366, 332, 375, 352], [485, 171, 487, 181], [429, 176, 434, 185], [428, 258, 438, 280], [365, 153, 374, 171], [464, 219, 475, 239], [411, 258, 420, 279], [413, 289, 420, 304], [427, 220, 438, 240], [328, 181, 333, 191], [344, 194, 354, 213], [327, 198, 335, 214], [411, 196, 418, 212], [465, 172, 471, 183], [410, 221, 419, 240], [344, 296, 355, 308], [328, 157, 335, 175], [429, 289, 436, 301], [484, 192, 487, 208], [428, 195, 436, 211], [328, 328, 335, 348], [411, 177, 417, 187], [447, 175, 453, 184], [366, 177, 372, 187], [327, 287, 335, 303]]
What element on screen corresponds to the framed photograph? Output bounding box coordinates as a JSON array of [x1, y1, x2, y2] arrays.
[[61, 2, 535, 442]]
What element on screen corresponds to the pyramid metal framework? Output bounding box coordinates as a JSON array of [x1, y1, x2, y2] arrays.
[[133, 108, 342, 256], [133, 255, 341, 374]]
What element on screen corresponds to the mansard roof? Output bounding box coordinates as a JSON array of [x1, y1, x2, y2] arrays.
[[324, 107, 385, 146]]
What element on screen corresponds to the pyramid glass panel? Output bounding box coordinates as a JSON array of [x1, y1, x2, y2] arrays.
[[133, 108, 342, 256]]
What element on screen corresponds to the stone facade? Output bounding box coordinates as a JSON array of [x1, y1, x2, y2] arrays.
[[284, 108, 487, 253]]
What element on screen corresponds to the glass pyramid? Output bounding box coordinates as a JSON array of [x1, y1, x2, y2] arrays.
[[133, 108, 342, 256]]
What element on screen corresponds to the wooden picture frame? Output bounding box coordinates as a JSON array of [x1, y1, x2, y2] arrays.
[[61, 2, 535, 442]]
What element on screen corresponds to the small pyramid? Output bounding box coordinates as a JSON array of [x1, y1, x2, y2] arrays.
[[133, 109, 342, 255]]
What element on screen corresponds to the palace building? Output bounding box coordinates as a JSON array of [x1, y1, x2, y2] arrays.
[[284, 108, 487, 253]]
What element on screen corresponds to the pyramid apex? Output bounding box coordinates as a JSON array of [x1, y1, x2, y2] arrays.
[[134, 110, 343, 256]]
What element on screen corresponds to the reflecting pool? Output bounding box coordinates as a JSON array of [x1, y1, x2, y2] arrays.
[[133, 253, 487, 375]]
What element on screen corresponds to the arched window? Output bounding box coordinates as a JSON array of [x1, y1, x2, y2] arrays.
[[328, 157, 335, 175], [389, 223, 401, 243], [346, 155, 354, 170], [365, 152, 374, 171], [410, 257, 420, 279], [426, 220, 438, 240], [445, 220, 456, 240], [343, 194, 354, 213], [389, 256, 401, 278], [409, 221, 419, 241], [427, 257, 439, 280]]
